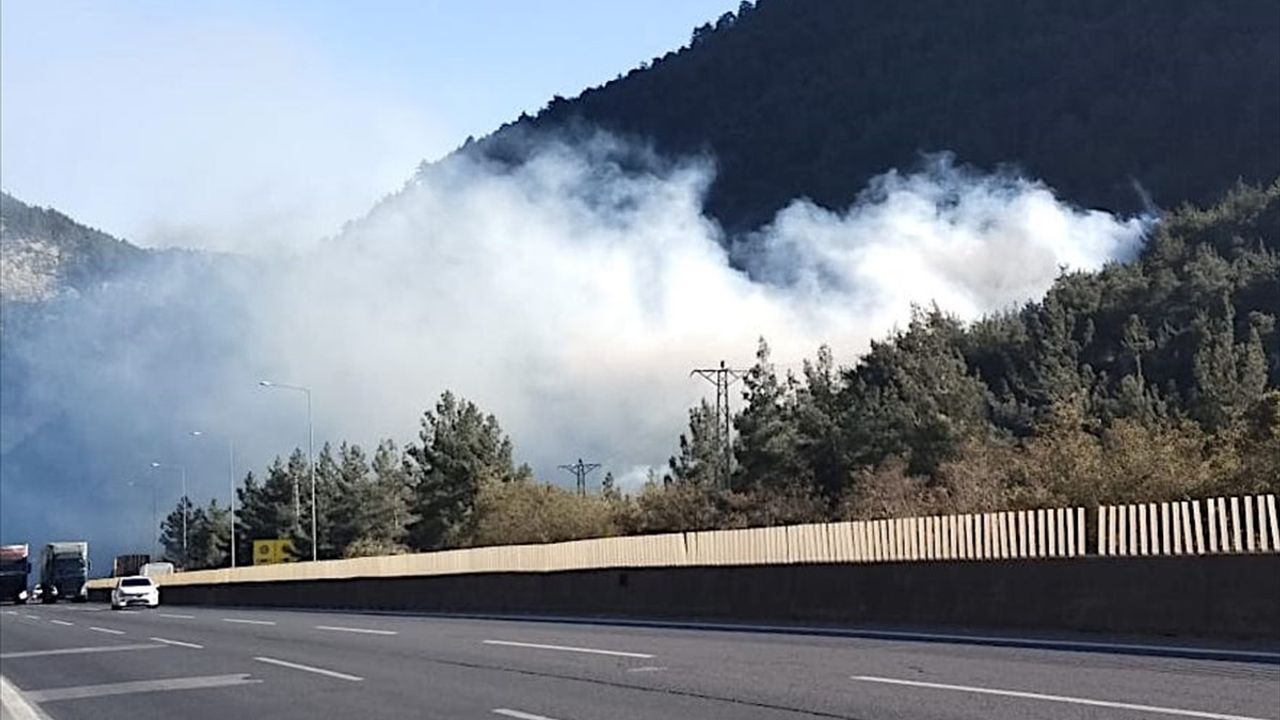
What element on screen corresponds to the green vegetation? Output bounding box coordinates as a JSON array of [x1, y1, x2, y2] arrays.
[[481, 0, 1279, 231], [168, 183, 1279, 569]]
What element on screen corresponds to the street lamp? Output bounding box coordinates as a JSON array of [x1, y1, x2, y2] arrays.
[[125, 479, 158, 561], [191, 430, 238, 568], [259, 380, 317, 562], [150, 461, 187, 567]]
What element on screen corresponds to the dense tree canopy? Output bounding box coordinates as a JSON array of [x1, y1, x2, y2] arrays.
[[474, 0, 1280, 231]]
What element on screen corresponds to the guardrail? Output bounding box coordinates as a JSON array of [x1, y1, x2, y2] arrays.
[[88, 493, 1278, 590]]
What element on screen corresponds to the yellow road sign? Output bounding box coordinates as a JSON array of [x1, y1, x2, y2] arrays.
[[253, 539, 296, 565]]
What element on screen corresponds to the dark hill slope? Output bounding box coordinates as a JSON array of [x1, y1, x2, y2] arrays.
[[484, 0, 1279, 231]]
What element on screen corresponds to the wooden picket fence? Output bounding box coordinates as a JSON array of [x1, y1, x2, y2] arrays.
[[686, 508, 1088, 566], [92, 493, 1278, 590], [1097, 494, 1280, 556]]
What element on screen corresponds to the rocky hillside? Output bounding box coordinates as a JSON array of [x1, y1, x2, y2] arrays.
[[1, 192, 148, 303]]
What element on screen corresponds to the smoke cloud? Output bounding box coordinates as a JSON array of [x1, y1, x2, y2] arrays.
[[1, 133, 1148, 565]]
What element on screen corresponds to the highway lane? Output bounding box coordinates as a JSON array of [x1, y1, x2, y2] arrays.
[[2, 604, 1277, 720]]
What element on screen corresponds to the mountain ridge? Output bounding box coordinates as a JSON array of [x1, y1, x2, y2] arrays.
[[469, 0, 1279, 231], [0, 191, 149, 302]]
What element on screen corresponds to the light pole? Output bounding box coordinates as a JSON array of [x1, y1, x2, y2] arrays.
[[150, 462, 187, 567], [191, 430, 238, 568], [259, 380, 317, 562], [125, 479, 158, 561]]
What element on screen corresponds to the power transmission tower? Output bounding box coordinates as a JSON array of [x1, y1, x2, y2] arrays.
[[558, 458, 602, 496], [691, 360, 746, 488]]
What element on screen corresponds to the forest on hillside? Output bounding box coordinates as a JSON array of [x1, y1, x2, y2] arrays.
[[164, 182, 1280, 569], [0, 191, 147, 296], [477, 0, 1280, 232]]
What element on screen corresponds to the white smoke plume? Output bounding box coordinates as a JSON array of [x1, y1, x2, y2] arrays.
[[244, 136, 1146, 486], [1, 133, 1148, 561]]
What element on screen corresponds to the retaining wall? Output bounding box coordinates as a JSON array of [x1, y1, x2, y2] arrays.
[[151, 554, 1280, 640]]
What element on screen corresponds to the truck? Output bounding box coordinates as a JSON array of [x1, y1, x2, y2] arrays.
[[0, 544, 31, 604], [112, 554, 150, 577], [139, 562, 174, 578], [40, 542, 89, 603]]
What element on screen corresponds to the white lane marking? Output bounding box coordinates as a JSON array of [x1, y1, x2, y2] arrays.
[[89, 626, 125, 635], [26, 674, 260, 702], [1, 644, 162, 659], [253, 656, 363, 682], [314, 625, 398, 636], [442, 613, 1280, 662], [158, 613, 195, 619], [852, 676, 1271, 720], [221, 618, 275, 626], [2, 610, 18, 615], [149, 637, 203, 649], [48, 620, 74, 626], [627, 666, 668, 673], [493, 710, 563, 720], [1, 674, 55, 720], [22, 615, 40, 620], [482, 639, 654, 659]]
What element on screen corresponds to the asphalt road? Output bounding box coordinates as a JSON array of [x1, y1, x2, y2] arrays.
[[1, 603, 1277, 720]]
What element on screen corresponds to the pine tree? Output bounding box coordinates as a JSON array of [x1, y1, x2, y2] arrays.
[[189, 499, 230, 569], [734, 337, 804, 490], [284, 448, 316, 560], [666, 399, 724, 486], [367, 439, 412, 547], [601, 471, 619, 501], [406, 392, 529, 550], [235, 457, 300, 564], [160, 497, 230, 570], [307, 443, 344, 560], [840, 308, 991, 476], [1192, 310, 1269, 429], [158, 497, 194, 567], [794, 345, 847, 502], [325, 441, 372, 557]]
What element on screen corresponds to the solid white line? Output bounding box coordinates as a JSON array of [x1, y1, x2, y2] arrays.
[[0, 674, 55, 720], [1, 644, 162, 659], [493, 710, 563, 720], [89, 626, 125, 635], [482, 639, 654, 659], [158, 613, 195, 619], [837, 631, 1280, 661], [49, 620, 74, 626], [430, 613, 1280, 662], [221, 618, 275, 626], [314, 625, 398, 636], [26, 674, 260, 702], [852, 676, 1271, 720], [149, 637, 204, 649], [253, 656, 363, 682]]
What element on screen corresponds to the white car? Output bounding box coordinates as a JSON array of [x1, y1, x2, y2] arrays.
[[110, 575, 159, 610]]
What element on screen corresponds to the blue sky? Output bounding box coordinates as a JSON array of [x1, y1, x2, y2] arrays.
[[1, 0, 737, 251]]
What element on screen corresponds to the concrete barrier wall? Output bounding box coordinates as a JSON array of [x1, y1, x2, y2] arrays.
[[87, 494, 1278, 594], [154, 553, 1280, 640]]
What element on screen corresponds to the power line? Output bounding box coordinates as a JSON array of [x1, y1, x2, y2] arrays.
[[558, 458, 602, 496], [690, 360, 747, 489]]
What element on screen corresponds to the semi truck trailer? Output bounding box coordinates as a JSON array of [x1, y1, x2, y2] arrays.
[[112, 553, 151, 577], [0, 544, 31, 603], [40, 542, 89, 603]]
